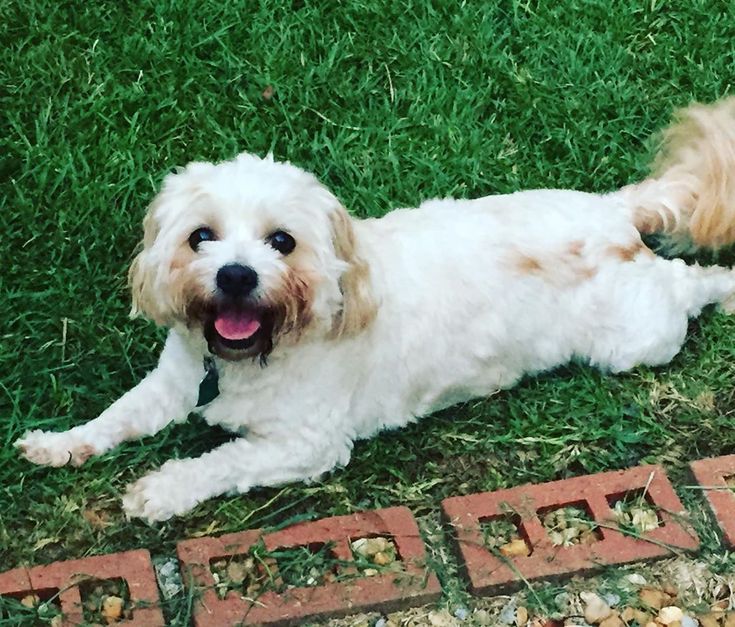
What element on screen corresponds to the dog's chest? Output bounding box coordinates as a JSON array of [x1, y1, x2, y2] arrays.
[[196, 359, 339, 434]]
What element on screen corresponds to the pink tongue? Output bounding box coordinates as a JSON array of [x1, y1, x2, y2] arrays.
[[214, 312, 261, 340]]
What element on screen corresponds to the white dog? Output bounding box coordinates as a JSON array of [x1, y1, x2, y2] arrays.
[[16, 98, 735, 523]]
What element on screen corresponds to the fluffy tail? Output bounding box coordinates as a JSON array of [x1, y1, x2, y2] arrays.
[[619, 97, 735, 250]]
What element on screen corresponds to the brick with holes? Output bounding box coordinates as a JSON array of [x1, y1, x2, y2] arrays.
[[691, 454, 735, 546], [177, 506, 440, 626], [441, 465, 698, 594], [0, 550, 164, 625]]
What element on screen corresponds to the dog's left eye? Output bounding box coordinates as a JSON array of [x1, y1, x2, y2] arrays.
[[267, 230, 296, 255]]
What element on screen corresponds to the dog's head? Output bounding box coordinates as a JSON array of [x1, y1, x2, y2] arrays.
[[128, 153, 376, 362]]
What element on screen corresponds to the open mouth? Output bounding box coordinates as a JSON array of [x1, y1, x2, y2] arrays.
[[203, 305, 267, 355], [212, 308, 262, 347]]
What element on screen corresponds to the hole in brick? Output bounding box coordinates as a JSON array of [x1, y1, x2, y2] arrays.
[[0, 588, 63, 621], [78, 577, 132, 623], [724, 474, 735, 489], [538, 502, 602, 547], [210, 550, 276, 600], [349, 534, 404, 577], [270, 542, 341, 589], [607, 488, 661, 535], [479, 513, 534, 557]]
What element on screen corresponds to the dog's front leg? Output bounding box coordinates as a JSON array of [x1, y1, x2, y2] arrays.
[[121, 434, 349, 522], [15, 334, 200, 467]]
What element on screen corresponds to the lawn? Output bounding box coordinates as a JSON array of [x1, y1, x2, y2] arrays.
[[2, 0, 735, 623]]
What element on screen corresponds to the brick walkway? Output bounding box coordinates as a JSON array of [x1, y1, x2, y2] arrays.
[[3, 455, 734, 626]]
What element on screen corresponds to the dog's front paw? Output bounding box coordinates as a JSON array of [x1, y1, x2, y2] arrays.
[[122, 463, 199, 523], [15, 430, 96, 467]]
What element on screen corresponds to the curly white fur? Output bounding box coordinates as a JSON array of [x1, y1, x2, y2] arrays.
[[16, 98, 735, 522]]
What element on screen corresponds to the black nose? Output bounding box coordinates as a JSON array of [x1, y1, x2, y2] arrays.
[[216, 263, 259, 296]]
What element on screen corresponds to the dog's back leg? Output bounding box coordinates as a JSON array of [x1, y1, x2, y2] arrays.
[[581, 258, 735, 373]]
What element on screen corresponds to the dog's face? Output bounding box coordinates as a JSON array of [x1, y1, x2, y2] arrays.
[[128, 153, 376, 362]]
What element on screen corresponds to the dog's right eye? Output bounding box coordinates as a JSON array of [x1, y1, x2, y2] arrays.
[[188, 227, 216, 251]]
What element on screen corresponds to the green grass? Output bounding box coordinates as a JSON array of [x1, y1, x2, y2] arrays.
[[2, 0, 735, 623]]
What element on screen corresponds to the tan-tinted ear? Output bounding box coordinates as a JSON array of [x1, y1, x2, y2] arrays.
[[329, 206, 377, 338], [128, 200, 164, 323]]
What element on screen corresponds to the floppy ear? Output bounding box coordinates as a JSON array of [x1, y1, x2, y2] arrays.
[[128, 199, 166, 324], [329, 205, 377, 338]]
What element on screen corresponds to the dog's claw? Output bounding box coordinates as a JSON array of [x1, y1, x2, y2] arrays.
[[15, 430, 96, 467]]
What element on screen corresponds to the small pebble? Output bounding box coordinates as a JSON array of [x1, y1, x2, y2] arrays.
[[226, 561, 247, 584], [555, 592, 573, 613], [20, 594, 39, 608], [581, 591, 613, 624], [620, 608, 635, 622], [640, 587, 670, 610], [626, 573, 647, 586], [603, 593, 621, 607], [352, 538, 369, 553], [599, 615, 624, 627], [500, 601, 517, 624], [155, 557, 183, 600], [500, 538, 531, 557], [373, 551, 392, 566], [516, 606, 528, 626], [699, 614, 721, 627], [352, 537, 394, 559], [680, 617, 698, 627], [658, 606, 684, 625], [102, 595, 124, 623], [428, 609, 455, 627], [374, 619, 387, 627], [387, 612, 403, 623], [633, 610, 653, 625], [454, 608, 469, 621], [662, 583, 678, 597], [473, 610, 494, 626]]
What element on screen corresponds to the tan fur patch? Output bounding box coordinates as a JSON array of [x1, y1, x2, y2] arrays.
[[329, 207, 377, 338], [631, 202, 664, 235], [176, 272, 213, 325], [608, 241, 643, 262], [272, 268, 313, 339], [170, 244, 194, 271], [567, 240, 584, 256], [128, 203, 164, 323], [516, 254, 543, 274], [512, 242, 597, 286]]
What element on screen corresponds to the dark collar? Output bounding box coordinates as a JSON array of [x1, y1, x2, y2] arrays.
[[196, 356, 220, 407]]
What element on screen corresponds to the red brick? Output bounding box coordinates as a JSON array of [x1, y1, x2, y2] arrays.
[[0, 549, 164, 626], [690, 454, 735, 546], [177, 506, 440, 626], [441, 465, 698, 594]]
